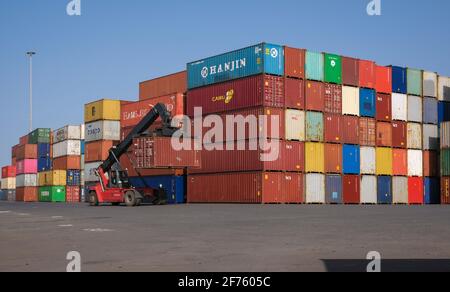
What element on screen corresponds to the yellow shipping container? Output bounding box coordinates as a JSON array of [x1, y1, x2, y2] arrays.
[[38, 172, 48, 187], [305, 142, 325, 173], [44, 170, 67, 186], [84, 99, 121, 123], [376, 148, 393, 175]]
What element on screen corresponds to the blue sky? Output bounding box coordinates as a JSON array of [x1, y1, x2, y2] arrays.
[[0, 0, 449, 166]]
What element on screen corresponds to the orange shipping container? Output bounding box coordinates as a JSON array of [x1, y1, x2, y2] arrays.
[[16, 187, 38, 202], [359, 118, 376, 146], [377, 122, 393, 147], [393, 149, 408, 176], [325, 144, 342, 174], [284, 47, 306, 79], [139, 71, 187, 101], [85, 141, 116, 163], [423, 151, 439, 177], [53, 156, 81, 170], [119, 150, 185, 178], [442, 177, 450, 204], [16, 144, 38, 160]]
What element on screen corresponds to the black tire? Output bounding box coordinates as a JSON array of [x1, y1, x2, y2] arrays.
[[124, 191, 137, 207], [89, 191, 99, 207], [135, 198, 143, 207], [111, 202, 121, 206]]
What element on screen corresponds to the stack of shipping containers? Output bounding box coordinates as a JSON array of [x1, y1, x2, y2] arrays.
[[1, 166, 16, 201], [442, 122, 450, 204]]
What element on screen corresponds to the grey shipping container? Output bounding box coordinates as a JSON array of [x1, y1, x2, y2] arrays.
[[306, 174, 325, 204], [360, 175, 377, 204], [423, 97, 438, 125], [326, 175, 342, 204], [408, 95, 423, 123], [423, 125, 439, 150], [393, 177, 408, 204]]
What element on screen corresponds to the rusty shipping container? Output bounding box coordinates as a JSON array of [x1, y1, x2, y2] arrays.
[[285, 78, 305, 109], [85, 141, 116, 163], [16, 144, 38, 160], [305, 80, 325, 112], [377, 122, 393, 147], [359, 118, 376, 146], [324, 83, 342, 114], [442, 177, 450, 204], [284, 47, 305, 79], [423, 151, 439, 177], [376, 93, 392, 122], [187, 74, 284, 116], [359, 60, 376, 89], [66, 186, 81, 203], [52, 156, 81, 170], [342, 57, 359, 87], [392, 121, 407, 148], [341, 116, 359, 145], [325, 144, 342, 174], [343, 175, 361, 204], [16, 187, 38, 202], [324, 114, 342, 143], [139, 71, 187, 100]]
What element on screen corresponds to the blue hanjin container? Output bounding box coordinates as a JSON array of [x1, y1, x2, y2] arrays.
[[377, 176, 392, 204], [67, 170, 81, 186], [391, 66, 407, 94], [360, 88, 376, 118], [325, 175, 342, 204], [438, 101, 450, 125], [38, 143, 51, 158], [187, 43, 284, 89], [129, 176, 186, 204], [38, 157, 52, 172], [424, 178, 440, 204], [343, 145, 360, 175]]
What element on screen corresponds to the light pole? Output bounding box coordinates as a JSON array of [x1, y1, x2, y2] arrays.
[[26, 51, 36, 133]]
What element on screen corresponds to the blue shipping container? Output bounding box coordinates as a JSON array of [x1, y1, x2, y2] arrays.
[[343, 145, 360, 175], [360, 88, 376, 118], [67, 170, 81, 186], [326, 175, 342, 204], [0, 190, 6, 201], [423, 98, 438, 125], [391, 66, 407, 94], [187, 43, 284, 89], [38, 157, 52, 172], [305, 51, 324, 81], [38, 143, 51, 158], [81, 140, 85, 155], [129, 176, 186, 204], [424, 178, 440, 205], [377, 176, 392, 204], [438, 101, 450, 124]]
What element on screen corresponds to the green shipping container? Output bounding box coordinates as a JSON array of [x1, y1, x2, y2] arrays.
[[442, 149, 450, 176], [29, 128, 51, 144], [39, 186, 66, 202], [306, 111, 324, 142], [305, 51, 324, 82], [407, 68, 423, 96], [324, 53, 342, 84]]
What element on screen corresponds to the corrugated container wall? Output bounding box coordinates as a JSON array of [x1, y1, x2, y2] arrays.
[[407, 123, 423, 149], [376, 93, 392, 122], [442, 122, 450, 149], [305, 143, 325, 173], [438, 76, 450, 101], [392, 66, 407, 94], [324, 54, 342, 84], [343, 145, 360, 175], [360, 89, 376, 118], [378, 176, 393, 204], [408, 150, 424, 177], [342, 86, 360, 116], [408, 95, 423, 123], [361, 175, 377, 204], [84, 99, 121, 123], [393, 176, 409, 204], [376, 66, 392, 94], [325, 175, 342, 204], [306, 112, 324, 142], [407, 68, 423, 96], [139, 71, 187, 100], [442, 149, 450, 176], [342, 116, 359, 145], [305, 81, 325, 112], [423, 125, 439, 150], [360, 147, 376, 175], [343, 175, 360, 204], [306, 174, 325, 204], [423, 71, 438, 98], [442, 177, 450, 204], [359, 60, 376, 89], [305, 51, 324, 82], [324, 84, 342, 114], [342, 57, 359, 87], [325, 144, 342, 174], [285, 110, 305, 141], [85, 121, 121, 142], [423, 151, 439, 177], [376, 148, 393, 175], [393, 149, 408, 176], [392, 121, 407, 148], [392, 93, 408, 121], [285, 78, 305, 109], [423, 97, 438, 125], [324, 114, 342, 143], [284, 47, 305, 79], [53, 125, 81, 144]]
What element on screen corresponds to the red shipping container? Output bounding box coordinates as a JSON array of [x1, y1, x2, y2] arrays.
[[66, 186, 80, 203], [376, 122, 393, 147], [2, 166, 16, 178], [16, 144, 38, 160], [342, 116, 359, 144], [408, 177, 424, 205], [359, 118, 376, 146], [392, 121, 407, 148], [284, 47, 305, 79], [139, 71, 187, 100], [393, 149, 408, 176], [324, 114, 342, 143], [376, 93, 392, 122], [121, 93, 184, 128], [187, 172, 304, 204], [343, 175, 360, 204], [376, 65, 392, 94], [324, 83, 342, 114], [119, 150, 184, 178], [85, 140, 116, 163], [423, 151, 439, 177], [342, 57, 359, 87], [359, 60, 376, 89], [285, 78, 305, 109], [16, 187, 38, 202], [53, 156, 81, 170], [442, 177, 450, 204], [19, 135, 29, 146], [325, 144, 342, 174], [305, 80, 325, 112], [187, 74, 284, 116]]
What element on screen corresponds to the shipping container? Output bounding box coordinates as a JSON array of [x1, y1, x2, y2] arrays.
[[343, 145, 360, 175], [442, 149, 450, 176], [376, 93, 392, 122], [407, 123, 422, 149], [408, 95, 423, 123], [285, 78, 305, 109], [85, 121, 121, 143], [53, 156, 81, 170], [16, 144, 37, 160], [66, 186, 81, 203], [343, 175, 360, 204], [16, 159, 37, 175], [423, 151, 439, 177], [423, 71, 438, 98], [305, 81, 325, 112], [53, 140, 81, 158], [441, 177, 450, 204], [342, 57, 359, 87], [84, 99, 121, 123], [28, 128, 51, 144], [37, 143, 51, 158], [305, 142, 325, 173], [16, 174, 37, 187], [188, 43, 284, 89], [139, 71, 187, 100], [285, 110, 305, 141], [306, 112, 324, 142], [376, 122, 393, 147], [6, 190, 15, 201], [439, 101, 450, 124], [324, 83, 342, 114], [306, 173, 325, 204], [360, 147, 376, 175], [284, 47, 305, 79], [129, 176, 187, 205], [16, 187, 38, 202], [438, 76, 450, 101], [377, 176, 393, 204], [360, 88, 376, 118], [423, 97, 438, 125], [392, 93, 408, 121], [375, 65, 392, 94], [342, 86, 360, 116], [408, 150, 424, 177], [39, 186, 66, 203], [11, 144, 19, 158], [305, 51, 324, 81], [1, 178, 15, 190], [391, 66, 407, 94], [85, 140, 115, 163], [359, 118, 376, 146], [0, 190, 6, 201], [53, 125, 82, 143], [325, 175, 342, 204], [341, 115, 359, 144], [407, 68, 423, 96], [84, 162, 102, 182], [393, 177, 408, 204], [393, 149, 408, 176], [376, 147, 393, 176], [119, 150, 185, 178], [361, 175, 377, 204], [325, 144, 342, 174], [423, 124, 439, 150], [2, 166, 16, 178], [324, 53, 342, 84], [441, 122, 450, 148], [38, 170, 67, 187], [408, 177, 424, 204], [392, 121, 407, 148], [424, 178, 440, 204], [359, 60, 376, 89], [37, 157, 52, 172], [324, 114, 342, 143]]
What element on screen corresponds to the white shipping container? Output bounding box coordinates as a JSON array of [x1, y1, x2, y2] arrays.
[[85, 120, 121, 143], [393, 177, 408, 204], [306, 174, 325, 204], [80, 124, 85, 140], [407, 123, 422, 149], [53, 125, 81, 143], [285, 110, 305, 141], [438, 76, 450, 101], [392, 93, 408, 121], [407, 95, 423, 123], [441, 122, 450, 149], [16, 174, 37, 187], [423, 124, 439, 150], [423, 71, 438, 98], [408, 150, 423, 177], [1, 178, 15, 190], [360, 175, 377, 204], [84, 162, 102, 182], [360, 147, 376, 175], [52, 140, 81, 158], [342, 86, 360, 116]]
